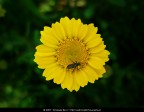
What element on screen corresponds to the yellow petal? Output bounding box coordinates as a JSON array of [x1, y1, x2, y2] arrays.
[[83, 24, 98, 43], [73, 19, 83, 39], [40, 27, 58, 44], [34, 44, 56, 57], [91, 50, 110, 62], [83, 66, 96, 83], [93, 67, 106, 78], [86, 36, 102, 48], [35, 52, 56, 57], [88, 57, 105, 69], [52, 22, 66, 41], [53, 67, 66, 84], [75, 70, 88, 87], [67, 18, 83, 39], [61, 71, 73, 91], [70, 72, 80, 92], [34, 56, 56, 69], [60, 17, 71, 38], [77, 24, 88, 41], [89, 42, 106, 54], [36, 44, 55, 52], [43, 63, 59, 80], [40, 30, 58, 48], [86, 66, 99, 80], [34, 56, 56, 63], [68, 18, 75, 38]]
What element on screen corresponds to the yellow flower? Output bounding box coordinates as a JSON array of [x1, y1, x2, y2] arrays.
[[34, 17, 110, 92]]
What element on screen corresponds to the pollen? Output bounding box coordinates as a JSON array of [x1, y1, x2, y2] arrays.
[[56, 39, 89, 69]]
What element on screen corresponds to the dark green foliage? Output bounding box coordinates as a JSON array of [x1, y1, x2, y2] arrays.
[[0, 0, 144, 108]]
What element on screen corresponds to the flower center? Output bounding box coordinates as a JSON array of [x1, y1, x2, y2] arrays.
[[56, 39, 89, 70]]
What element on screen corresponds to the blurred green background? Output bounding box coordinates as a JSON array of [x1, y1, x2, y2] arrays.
[[0, 0, 144, 108]]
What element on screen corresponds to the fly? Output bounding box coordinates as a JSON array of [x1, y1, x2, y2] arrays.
[[67, 62, 81, 69]]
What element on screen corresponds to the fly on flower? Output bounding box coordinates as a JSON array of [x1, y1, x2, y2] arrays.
[[67, 62, 81, 69], [34, 17, 110, 92]]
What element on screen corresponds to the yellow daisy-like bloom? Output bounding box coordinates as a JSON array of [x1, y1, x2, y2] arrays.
[[34, 17, 110, 92]]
